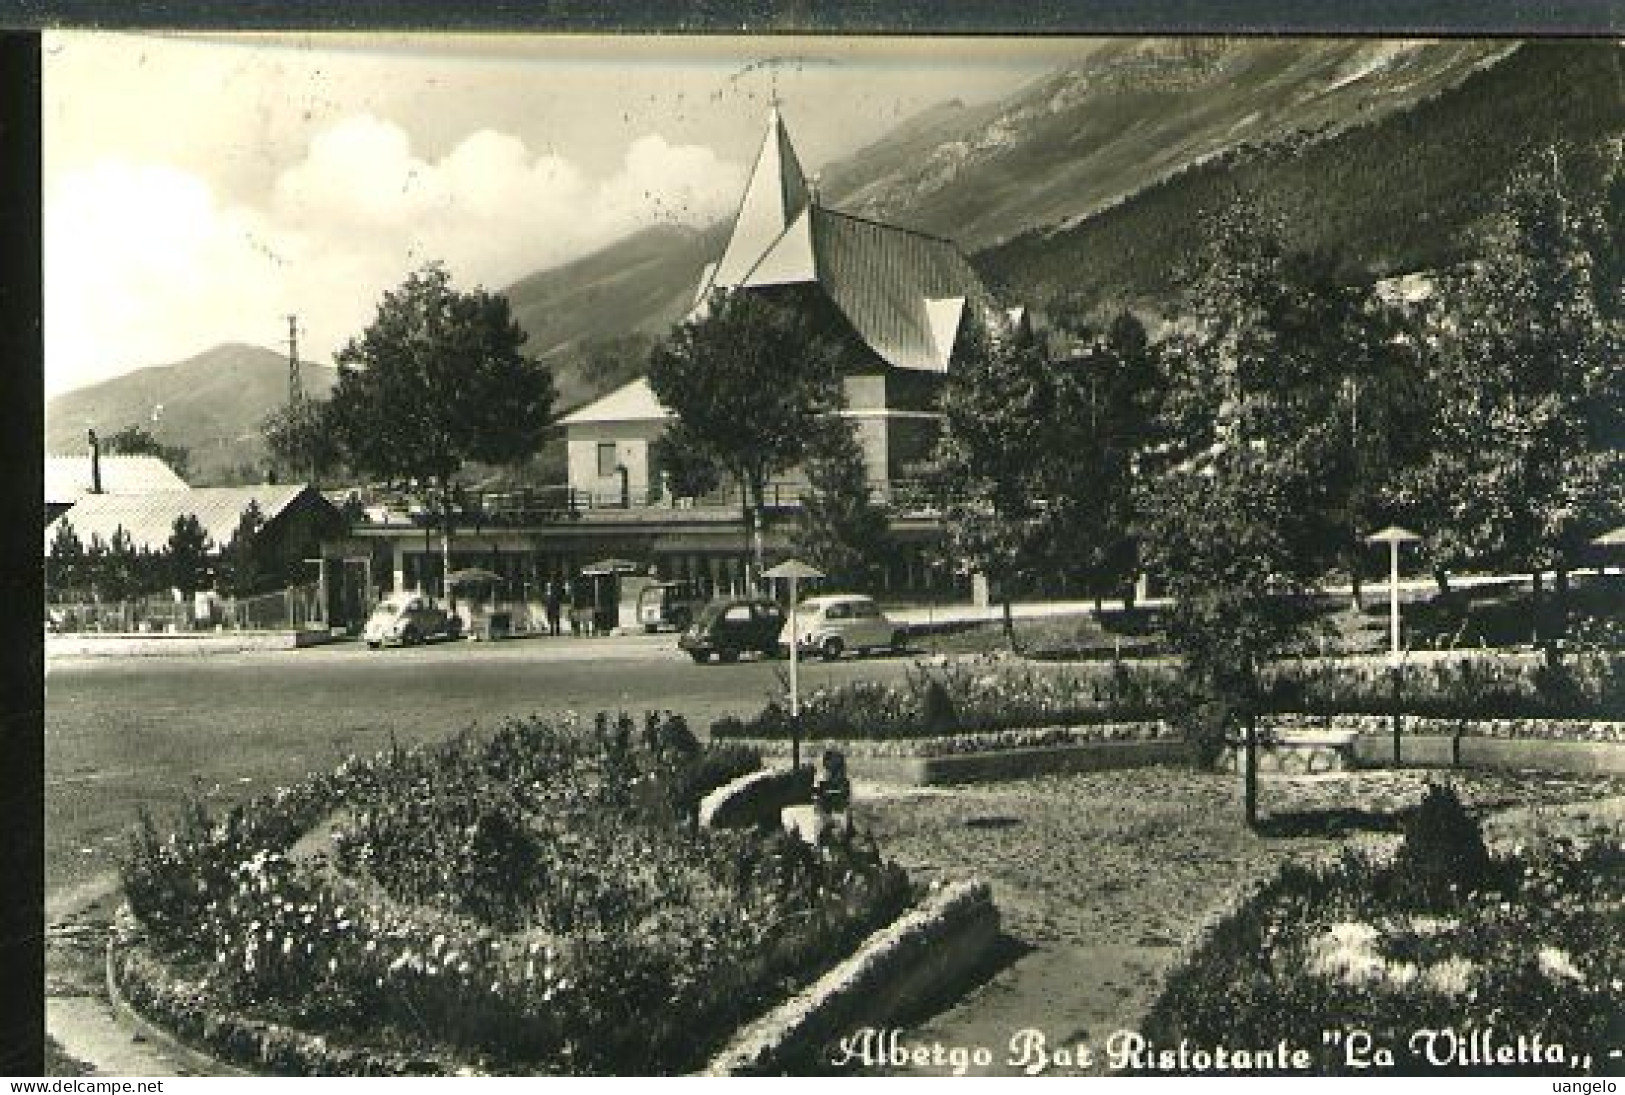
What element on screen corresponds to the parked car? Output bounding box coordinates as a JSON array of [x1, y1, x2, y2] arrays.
[[780, 594, 906, 661], [678, 597, 785, 663], [636, 580, 707, 633], [363, 594, 464, 648]]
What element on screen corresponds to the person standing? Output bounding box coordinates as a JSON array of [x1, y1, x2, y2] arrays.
[[544, 577, 563, 636]]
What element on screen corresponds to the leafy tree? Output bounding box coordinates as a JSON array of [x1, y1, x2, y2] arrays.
[[104, 424, 191, 481], [218, 500, 266, 598], [649, 422, 723, 501], [165, 513, 213, 597], [791, 418, 894, 590], [1136, 205, 1347, 827], [262, 398, 342, 485], [932, 318, 1060, 643], [1048, 311, 1163, 609], [47, 520, 84, 598], [327, 263, 556, 594], [648, 288, 846, 581], [1396, 143, 1624, 646]]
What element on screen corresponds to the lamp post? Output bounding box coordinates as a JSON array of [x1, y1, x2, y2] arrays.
[[763, 558, 824, 771], [1367, 526, 1421, 764]]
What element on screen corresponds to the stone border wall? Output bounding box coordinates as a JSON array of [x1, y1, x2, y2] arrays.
[[702, 880, 999, 1075], [699, 766, 814, 829], [1353, 734, 1625, 775]]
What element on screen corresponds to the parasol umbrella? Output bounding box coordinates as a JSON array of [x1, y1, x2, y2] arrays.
[[1593, 526, 1625, 547], [581, 558, 641, 577], [445, 567, 504, 586]]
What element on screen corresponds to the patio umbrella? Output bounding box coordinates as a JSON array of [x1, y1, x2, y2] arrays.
[[581, 558, 641, 577], [1593, 526, 1625, 547], [446, 567, 503, 586]]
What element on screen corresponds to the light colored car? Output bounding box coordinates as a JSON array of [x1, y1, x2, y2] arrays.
[[363, 594, 463, 648], [778, 594, 906, 661]]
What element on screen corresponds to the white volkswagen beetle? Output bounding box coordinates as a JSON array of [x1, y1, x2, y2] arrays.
[[779, 594, 907, 661]]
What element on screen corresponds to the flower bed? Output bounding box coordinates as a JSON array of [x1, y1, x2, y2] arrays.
[[1137, 786, 1622, 1075], [713, 653, 1625, 749], [116, 711, 916, 1075], [1262, 650, 1625, 721], [712, 659, 1179, 744]]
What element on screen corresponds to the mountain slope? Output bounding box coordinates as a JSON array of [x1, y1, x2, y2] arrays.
[[45, 344, 337, 484], [978, 40, 1624, 318], [816, 38, 1516, 250], [503, 37, 1532, 404], [504, 223, 727, 410]]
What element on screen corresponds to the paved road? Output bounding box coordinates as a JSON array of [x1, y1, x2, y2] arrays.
[[45, 632, 921, 902]]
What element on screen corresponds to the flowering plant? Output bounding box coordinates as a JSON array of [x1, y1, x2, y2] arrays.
[[120, 712, 914, 1074]]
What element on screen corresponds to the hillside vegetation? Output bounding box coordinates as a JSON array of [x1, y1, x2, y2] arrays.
[[980, 41, 1623, 319]]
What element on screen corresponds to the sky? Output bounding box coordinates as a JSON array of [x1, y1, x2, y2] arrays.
[[42, 32, 1101, 397]]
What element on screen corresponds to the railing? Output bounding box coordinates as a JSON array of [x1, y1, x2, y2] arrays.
[[342, 478, 951, 526]]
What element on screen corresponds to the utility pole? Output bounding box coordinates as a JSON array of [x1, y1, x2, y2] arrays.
[[284, 314, 303, 411]]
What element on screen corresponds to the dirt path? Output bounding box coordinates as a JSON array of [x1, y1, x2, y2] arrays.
[[850, 768, 1625, 1077], [45, 878, 200, 1077]]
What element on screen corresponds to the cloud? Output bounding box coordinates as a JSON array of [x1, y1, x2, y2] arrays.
[[46, 115, 745, 396]]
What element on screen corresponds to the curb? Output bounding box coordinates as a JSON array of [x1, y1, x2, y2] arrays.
[[702, 880, 1000, 1075]]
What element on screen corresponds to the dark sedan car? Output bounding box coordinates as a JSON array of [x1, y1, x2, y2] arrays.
[[677, 597, 785, 663]]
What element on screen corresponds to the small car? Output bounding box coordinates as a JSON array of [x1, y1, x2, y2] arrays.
[[636, 580, 707, 633], [779, 594, 906, 661], [678, 597, 785, 663], [363, 594, 464, 648]]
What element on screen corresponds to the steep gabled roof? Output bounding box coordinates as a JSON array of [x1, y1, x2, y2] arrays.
[[45, 483, 333, 553], [810, 209, 994, 371], [559, 377, 674, 426], [696, 109, 997, 373], [708, 106, 811, 291], [45, 455, 189, 506]]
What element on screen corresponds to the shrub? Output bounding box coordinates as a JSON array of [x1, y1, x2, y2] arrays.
[[1391, 782, 1497, 908], [1140, 830, 1623, 1075], [921, 680, 959, 735]]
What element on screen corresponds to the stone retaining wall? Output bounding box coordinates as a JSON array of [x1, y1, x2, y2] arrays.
[[703, 880, 999, 1075], [1353, 734, 1625, 775], [47, 630, 341, 658], [699, 766, 814, 829]]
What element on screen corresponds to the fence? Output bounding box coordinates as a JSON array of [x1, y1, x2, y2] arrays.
[[46, 584, 324, 634]]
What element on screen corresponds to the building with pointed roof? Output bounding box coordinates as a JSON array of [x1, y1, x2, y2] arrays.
[[564, 107, 1005, 505], [336, 109, 1006, 618]]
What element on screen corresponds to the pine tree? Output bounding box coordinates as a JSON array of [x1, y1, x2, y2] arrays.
[[165, 513, 213, 597]]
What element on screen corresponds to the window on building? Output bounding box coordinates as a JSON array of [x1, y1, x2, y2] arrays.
[[597, 442, 619, 478]]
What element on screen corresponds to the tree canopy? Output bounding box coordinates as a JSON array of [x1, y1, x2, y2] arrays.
[[103, 424, 191, 481], [1395, 143, 1624, 631], [262, 398, 342, 486], [790, 418, 894, 591], [647, 288, 846, 577], [330, 263, 555, 488], [327, 263, 555, 590]]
